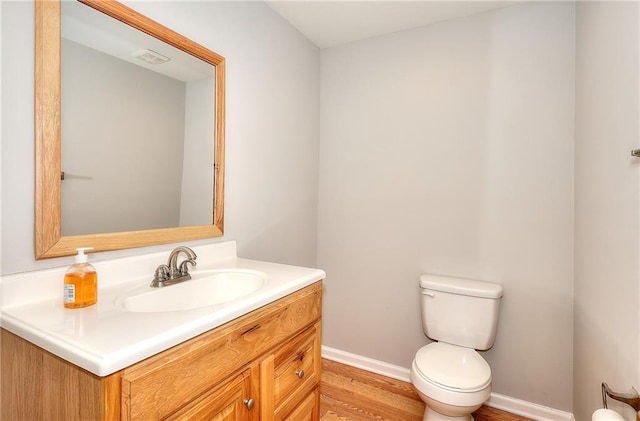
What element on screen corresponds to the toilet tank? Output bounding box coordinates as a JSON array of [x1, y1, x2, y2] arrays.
[[419, 274, 503, 350]]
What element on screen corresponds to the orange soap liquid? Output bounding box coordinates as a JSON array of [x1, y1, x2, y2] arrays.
[[64, 271, 97, 309]]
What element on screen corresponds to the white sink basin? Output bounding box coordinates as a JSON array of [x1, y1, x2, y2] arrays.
[[118, 269, 267, 312]]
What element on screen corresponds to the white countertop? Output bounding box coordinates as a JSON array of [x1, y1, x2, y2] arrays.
[[0, 242, 325, 376]]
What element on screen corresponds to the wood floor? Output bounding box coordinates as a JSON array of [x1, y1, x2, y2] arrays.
[[319, 359, 534, 421]]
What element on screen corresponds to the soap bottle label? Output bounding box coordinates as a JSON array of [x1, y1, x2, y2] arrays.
[[64, 284, 76, 303]]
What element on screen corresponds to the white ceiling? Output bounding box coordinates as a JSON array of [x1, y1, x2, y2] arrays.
[[265, 1, 522, 49]]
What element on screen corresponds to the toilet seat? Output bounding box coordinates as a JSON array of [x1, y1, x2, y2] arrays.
[[413, 342, 491, 392], [411, 342, 492, 410]]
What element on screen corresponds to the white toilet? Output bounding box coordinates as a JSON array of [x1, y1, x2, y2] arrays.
[[410, 274, 503, 421]]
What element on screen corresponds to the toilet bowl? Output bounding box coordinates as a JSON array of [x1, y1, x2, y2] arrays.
[[411, 342, 491, 421], [411, 275, 503, 421]]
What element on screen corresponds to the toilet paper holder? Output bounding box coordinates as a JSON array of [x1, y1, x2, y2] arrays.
[[602, 382, 640, 412]]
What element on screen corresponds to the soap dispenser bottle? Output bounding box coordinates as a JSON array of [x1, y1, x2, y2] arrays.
[[64, 247, 97, 309]]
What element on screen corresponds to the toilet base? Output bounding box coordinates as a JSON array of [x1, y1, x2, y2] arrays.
[[420, 394, 482, 421], [423, 405, 475, 421]]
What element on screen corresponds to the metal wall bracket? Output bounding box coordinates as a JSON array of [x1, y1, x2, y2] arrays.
[[602, 382, 640, 411]]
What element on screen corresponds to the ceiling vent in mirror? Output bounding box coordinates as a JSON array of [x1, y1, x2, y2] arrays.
[[131, 49, 170, 65]]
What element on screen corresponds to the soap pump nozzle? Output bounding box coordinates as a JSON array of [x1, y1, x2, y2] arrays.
[[74, 247, 93, 264]]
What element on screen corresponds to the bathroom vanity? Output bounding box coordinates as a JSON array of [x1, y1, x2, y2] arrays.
[[1, 242, 324, 421]]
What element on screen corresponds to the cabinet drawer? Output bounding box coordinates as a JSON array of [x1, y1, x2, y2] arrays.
[[272, 323, 321, 419], [121, 282, 322, 421], [283, 387, 319, 421]]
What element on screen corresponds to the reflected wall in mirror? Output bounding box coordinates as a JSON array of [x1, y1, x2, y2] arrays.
[[35, 0, 225, 259], [61, 1, 215, 235]]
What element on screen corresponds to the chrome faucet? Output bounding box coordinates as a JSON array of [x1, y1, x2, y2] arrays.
[[150, 246, 197, 287]]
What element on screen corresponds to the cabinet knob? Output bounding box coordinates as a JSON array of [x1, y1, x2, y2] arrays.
[[243, 398, 255, 410], [295, 369, 305, 379]]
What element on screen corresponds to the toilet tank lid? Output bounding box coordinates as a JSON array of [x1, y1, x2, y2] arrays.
[[419, 274, 503, 299]]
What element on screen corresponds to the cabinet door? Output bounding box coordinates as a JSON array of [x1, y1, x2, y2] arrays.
[[164, 367, 258, 421]]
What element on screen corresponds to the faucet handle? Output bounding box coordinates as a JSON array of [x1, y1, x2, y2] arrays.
[[178, 259, 196, 276], [152, 264, 170, 283]]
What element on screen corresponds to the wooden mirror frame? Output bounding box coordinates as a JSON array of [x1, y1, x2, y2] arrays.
[[34, 0, 225, 259]]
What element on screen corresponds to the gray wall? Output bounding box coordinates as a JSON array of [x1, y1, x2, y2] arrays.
[[180, 76, 214, 227], [318, 2, 575, 411], [0, 0, 320, 273], [574, 2, 640, 420]]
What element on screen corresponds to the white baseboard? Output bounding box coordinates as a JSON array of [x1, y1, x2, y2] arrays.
[[485, 393, 575, 421], [321, 345, 575, 421], [322, 345, 413, 382]]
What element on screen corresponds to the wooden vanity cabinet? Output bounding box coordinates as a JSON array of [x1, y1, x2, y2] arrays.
[[1, 281, 322, 421]]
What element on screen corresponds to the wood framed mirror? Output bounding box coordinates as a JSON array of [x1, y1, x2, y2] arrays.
[[35, 0, 225, 259]]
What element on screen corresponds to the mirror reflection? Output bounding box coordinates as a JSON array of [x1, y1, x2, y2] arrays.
[[34, 0, 225, 259], [61, 2, 214, 236]]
